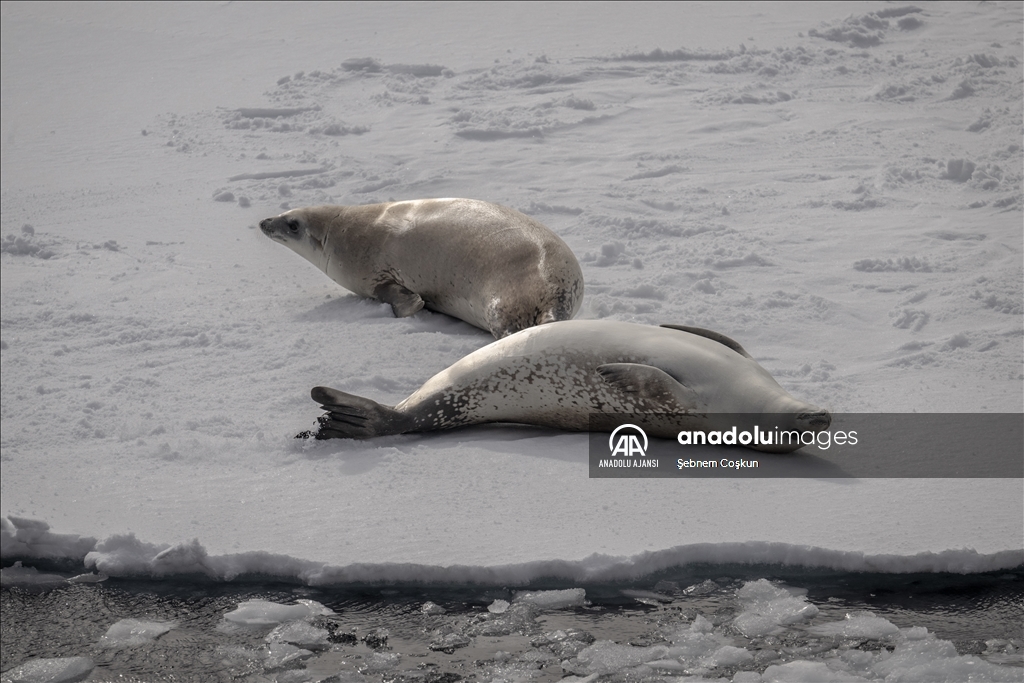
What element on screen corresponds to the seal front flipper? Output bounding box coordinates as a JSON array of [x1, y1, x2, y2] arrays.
[[373, 281, 425, 318], [309, 386, 414, 439], [597, 363, 706, 412], [660, 324, 752, 359]]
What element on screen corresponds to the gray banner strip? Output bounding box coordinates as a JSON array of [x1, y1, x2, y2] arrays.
[[588, 414, 1023, 478]]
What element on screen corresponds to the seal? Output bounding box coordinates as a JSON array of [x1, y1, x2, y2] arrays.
[[259, 199, 583, 338], [305, 321, 831, 453]]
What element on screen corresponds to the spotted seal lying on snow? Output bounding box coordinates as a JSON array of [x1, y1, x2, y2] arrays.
[[304, 321, 831, 453], [259, 199, 583, 338]]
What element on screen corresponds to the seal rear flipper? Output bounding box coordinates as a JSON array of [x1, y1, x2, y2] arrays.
[[373, 281, 425, 318], [660, 324, 752, 359], [597, 363, 706, 412], [309, 386, 414, 438]]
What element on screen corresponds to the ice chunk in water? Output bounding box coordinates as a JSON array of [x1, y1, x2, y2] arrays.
[[531, 628, 596, 659], [682, 579, 719, 596], [688, 614, 714, 634], [575, 641, 669, 674], [361, 651, 402, 673], [621, 588, 673, 604], [223, 598, 333, 625], [0, 657, 94, 683], [465, 601, 537, 637], [870, 633, 1020, 681], [429, 633, 472, 653], [663, 614, 732, 661], [807, 611, 900, 640], [646, 658, 688, 672], [262, 642, 313, 670], [513, 588, 585, 609], [732, 579, 818, 637], [733, 672, 762, 683], [487, 598, 510, 613], [67, 572, 107, 584], [700, 644, 754, 668], [0, 562, 67, 589], [421, 600, 446, 615], [761, 660, 868, 681], [265, 620, 332, 650], [97, 618, 175, 647], [873, 633, 958, 675]]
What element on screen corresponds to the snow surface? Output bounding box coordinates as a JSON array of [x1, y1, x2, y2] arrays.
[[1, 2, 1022, 582]]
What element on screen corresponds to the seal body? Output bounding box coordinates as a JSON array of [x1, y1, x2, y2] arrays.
[[309, 321, 831, 453], [259, 199, 583, 338]]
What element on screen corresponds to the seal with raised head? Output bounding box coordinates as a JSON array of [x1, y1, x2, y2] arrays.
[[259, 199, 583, 338], [305, 320, 831, 453]]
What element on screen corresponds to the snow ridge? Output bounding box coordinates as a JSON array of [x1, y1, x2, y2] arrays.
[[2, 517, 1020, 585]]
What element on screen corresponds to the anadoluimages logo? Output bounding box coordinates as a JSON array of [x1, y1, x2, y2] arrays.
[[608, 424, 648, 457]]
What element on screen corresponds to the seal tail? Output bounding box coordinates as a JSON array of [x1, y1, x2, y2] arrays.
[[305, 386, 413, 439]]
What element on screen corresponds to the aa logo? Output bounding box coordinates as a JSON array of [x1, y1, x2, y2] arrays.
[[609, 424, 648, 457]]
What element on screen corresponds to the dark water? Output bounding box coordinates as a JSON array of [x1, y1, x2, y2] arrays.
[[2, 563, 1022, 682]]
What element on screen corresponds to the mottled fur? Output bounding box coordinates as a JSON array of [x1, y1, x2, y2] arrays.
[[309, 321, 831, 453]]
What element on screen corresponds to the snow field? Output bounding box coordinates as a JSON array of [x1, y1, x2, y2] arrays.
[[1, 2, 1021, 580]]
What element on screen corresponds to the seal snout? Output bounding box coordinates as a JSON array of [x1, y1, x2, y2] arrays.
[[259, 216, 289, 242]]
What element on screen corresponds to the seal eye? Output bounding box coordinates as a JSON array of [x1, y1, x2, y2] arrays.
[[287, 219, 300, 234]]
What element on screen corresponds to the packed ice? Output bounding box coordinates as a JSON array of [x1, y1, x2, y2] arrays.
[[3, 579, 1022, 681]]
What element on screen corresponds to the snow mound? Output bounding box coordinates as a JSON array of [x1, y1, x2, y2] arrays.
[[0, 517, 95, 563], [0, 516, 1017, 585]]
